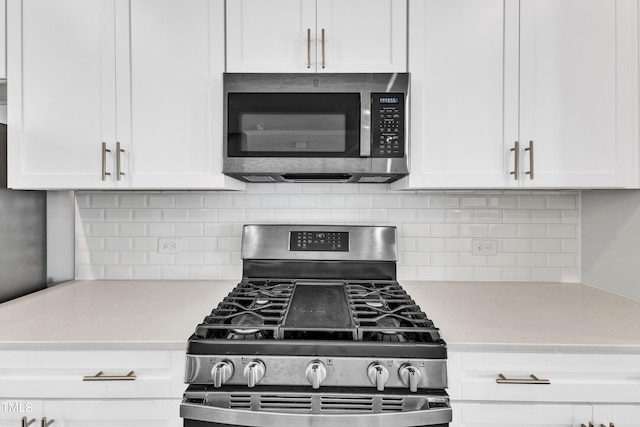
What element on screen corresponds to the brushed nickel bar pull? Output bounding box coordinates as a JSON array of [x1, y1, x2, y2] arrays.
[[321, 28, 326, 69], [116, 142, 125, 181], [525, 140, 534, 179], [510, 141, 520, 180], [83, 370, 136, 381], [496, 373, 550, 384], [101, 142, 111, 181], [307, 28, 311, 69], [41, 417, 54, 427], [22, 417, 36, 427]]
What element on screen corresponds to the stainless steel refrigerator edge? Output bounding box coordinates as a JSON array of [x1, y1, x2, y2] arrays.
[[0, 123, 47, 303]]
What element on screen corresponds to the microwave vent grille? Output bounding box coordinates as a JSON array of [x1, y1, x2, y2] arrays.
[[357, 176, 391, 183], [243, 176, 277, 183]]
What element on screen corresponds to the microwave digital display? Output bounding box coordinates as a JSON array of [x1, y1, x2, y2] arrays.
[[379, 97, 400, 104]]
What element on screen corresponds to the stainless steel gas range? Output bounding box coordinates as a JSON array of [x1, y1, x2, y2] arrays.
[[180, 224, 451, 427]]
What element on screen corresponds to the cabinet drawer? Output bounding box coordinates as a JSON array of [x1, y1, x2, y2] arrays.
[[460, 352, 640, 403], [0, 350, 175, 399]]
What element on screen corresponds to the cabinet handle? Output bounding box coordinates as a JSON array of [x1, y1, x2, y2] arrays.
[[22, 417, 36, 427], [321, 28, 326, 69], [83, 370, 136, 381], [525, 140, 534, 179], [510, 141, 520, 180], [116, 142, 125, 180], [580, 423, 594, 427], [101, 142, 111, 181], [41, 418, 54, 427], [496, 373, 550, 384], [307, 28, 311, 69]]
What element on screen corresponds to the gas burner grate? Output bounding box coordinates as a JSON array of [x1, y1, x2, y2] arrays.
[[194, 280, 294, 339], [346, 281, 442, 342], [193, 279, 441, 343]]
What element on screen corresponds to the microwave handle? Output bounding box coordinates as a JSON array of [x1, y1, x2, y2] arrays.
[[360, 91, 371, 157]]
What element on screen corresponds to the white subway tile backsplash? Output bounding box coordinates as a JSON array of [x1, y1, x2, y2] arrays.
[[148, 194, 176, 208], [429, 195, 459, 208], [75, 188, 581, 282], [189, 209, 218, 222], [133, 209, 161, 222], [517, 196, 546, 209], [163, 209, 190, 222], [176, 194, 204, 208], [460, 196, 488, 208], [91, 223, 119, 237], [105, 237, 133, 251], [90, 194, 119, 208], [119, 223, 147, 237], [119, 194, 147, 208], [445, 209, 473, 224]]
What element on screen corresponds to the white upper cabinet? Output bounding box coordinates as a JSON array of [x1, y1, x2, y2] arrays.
[[395, 0, 639, 190], [125, 0, 241, 189], [396, 0, 509, 189], [226, 0, 407, 73], [7, 0, 243, 190], [8, 0, 117, 189], [516, 0, 639, 188]]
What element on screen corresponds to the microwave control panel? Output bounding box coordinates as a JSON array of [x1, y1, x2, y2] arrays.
[[371, 93, 405, 158]]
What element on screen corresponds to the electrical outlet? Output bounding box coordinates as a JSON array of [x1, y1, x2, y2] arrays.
[[472, 239, 497, 256], [158, 238, 183, 254]]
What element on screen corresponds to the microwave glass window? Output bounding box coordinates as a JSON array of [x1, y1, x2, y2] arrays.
[[227, 93, 360, 157]]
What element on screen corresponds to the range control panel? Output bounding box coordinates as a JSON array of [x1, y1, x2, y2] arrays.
[[289, 231, 349, 251], [371, 93, 405, 158]]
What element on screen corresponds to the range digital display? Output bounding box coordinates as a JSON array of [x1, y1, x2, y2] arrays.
[[290, 231, 349, 251]]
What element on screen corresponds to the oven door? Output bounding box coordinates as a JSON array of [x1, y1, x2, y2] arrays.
[[226, 92, 363, 158], [181, 388, 452, 427]]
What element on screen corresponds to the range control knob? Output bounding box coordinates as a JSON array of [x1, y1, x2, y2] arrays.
[[211, 360, 234, 388], [305, 360, 327, 389], [399, 364, 422, 392], [367, 363, 389, 391], [244, 360, 266, 388]]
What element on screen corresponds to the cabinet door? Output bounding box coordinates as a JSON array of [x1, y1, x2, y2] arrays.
[[315, 0, 406, 72], [7, 0, 117, 189], [124, 0, 241, 189], [593, 405, 640, 427], [395, 0, 509, 189], [459, 402, 591, 427], [518, 0, 639, 188], [44, 400, 177, 427], [226, 0, 316, 72]]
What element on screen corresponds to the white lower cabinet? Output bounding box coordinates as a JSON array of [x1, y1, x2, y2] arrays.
[[455, 402, 591, 426], [0, 350, 184, 426], [450, 351, 640, 427]]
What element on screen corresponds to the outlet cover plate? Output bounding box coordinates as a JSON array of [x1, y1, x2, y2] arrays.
[[158, 238, 183, 254], [472, 239, 498, 256]]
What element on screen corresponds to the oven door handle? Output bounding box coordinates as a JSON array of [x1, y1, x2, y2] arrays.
[[181, 400, 452, 427]]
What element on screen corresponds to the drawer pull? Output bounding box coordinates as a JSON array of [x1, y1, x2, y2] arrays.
[[83, 370, 136, 381], [496, 373, 550, 384], [41, 417, 54, 427], [22, 417, 36, 427]]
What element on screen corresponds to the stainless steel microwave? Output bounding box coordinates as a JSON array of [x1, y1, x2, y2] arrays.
[[223, 73, 409, 184]]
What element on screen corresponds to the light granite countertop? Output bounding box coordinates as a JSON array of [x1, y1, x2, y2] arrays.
[[0, 280, 639, 353]]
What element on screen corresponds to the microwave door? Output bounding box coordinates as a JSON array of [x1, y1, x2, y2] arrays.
[[227, 93, 361, 158]]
